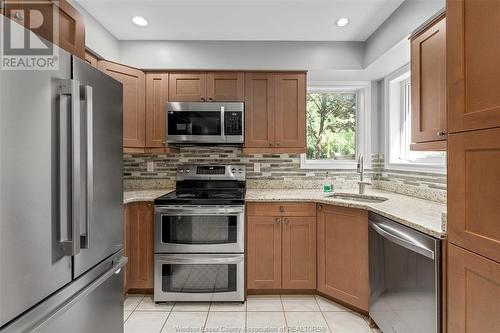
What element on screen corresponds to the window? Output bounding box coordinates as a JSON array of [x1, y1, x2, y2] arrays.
[[385, 66, 445, 172], [301, 83, 371, 169]]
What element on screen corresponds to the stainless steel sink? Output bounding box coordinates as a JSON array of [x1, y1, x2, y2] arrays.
[[326, 193, 388, 203]]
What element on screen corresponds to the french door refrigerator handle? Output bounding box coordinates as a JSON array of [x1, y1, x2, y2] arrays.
[[58, 79, 81, 257], [369, 220, 435, 259], [80, 85, 93, 249]]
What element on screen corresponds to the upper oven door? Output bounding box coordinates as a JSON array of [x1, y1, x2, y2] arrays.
[[155, 206, 245, 253]]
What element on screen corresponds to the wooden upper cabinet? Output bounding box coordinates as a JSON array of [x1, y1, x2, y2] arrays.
[[145, 73, 169, 149], [282, 216, 316, 289], [245, 73, 275, 148], [447, 244, 500, 333], [448, 128, 500, 263], [98, 61, 146, 149], [207, 72, 245, 101], [124, 202, 155, 292], [169, 73, 207, 102], [247, 215, 282, 289], [84, 50, 98, 68], [448, 0, 500, 132], [3, 0, 85, 59], [410, 14, 447, 149], [317, 204, 369, 311], [275, 73, 306, 149]]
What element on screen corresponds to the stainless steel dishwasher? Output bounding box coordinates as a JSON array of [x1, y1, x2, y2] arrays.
[[369, 212, 441, 333]]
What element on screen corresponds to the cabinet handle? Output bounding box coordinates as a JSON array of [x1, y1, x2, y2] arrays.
[[268, 142, 273, 146], [200, 96, 206, 101], [318, 204, 322, 210], [14, 12, 24, 21], [275, 218, 280, 225], [276, 142, 280, 146], [285, 218, 289, 225], [280, 206, 284, 213], [437, 130, 447, 137], [208, 96, 213, 101]]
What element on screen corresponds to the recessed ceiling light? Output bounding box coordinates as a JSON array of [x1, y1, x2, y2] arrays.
[[336, 18, 349, 27], [132, 16, 148, 27]]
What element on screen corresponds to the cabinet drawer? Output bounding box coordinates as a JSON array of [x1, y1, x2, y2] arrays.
[[246, 202, 316, 217]]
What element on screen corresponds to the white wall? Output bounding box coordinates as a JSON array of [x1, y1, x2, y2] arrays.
[[118, 40, 364, 81], [69, 0, 120, 61], [364, 0, 445, 67]]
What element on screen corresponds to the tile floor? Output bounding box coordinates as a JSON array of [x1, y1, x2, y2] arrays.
[[124, 294, 381, 333]]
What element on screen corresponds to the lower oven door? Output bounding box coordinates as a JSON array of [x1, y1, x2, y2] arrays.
[[155, 206, 244, 253], [154, 253, 244, 302]]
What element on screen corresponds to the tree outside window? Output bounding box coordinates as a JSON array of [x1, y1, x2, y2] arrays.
[[306, 92, 357, 161]]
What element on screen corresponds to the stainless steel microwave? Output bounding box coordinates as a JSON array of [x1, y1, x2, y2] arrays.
[[166, 102, 244, 144]]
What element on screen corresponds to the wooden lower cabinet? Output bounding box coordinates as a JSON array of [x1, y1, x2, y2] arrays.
[[124, 202, 155, 293], [447, 243, 500, 333], [247, 215, 282, 289], [246, 202, 316, 290], [282, 216, 316, 289], [317, 204, 369, 311]]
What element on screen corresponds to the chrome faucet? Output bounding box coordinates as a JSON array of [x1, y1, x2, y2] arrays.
[[357, 154, 372, 195]]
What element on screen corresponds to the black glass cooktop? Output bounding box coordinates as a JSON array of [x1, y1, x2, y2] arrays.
[[155, 188, 246, 205]]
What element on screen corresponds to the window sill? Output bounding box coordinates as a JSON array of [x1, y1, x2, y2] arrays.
[[384, 161, 446, 174], [300, 155, 362, 170]]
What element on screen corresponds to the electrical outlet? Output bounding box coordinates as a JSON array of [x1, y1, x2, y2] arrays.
[[254, 162, 261, 173], [147, 161, 154, 172]]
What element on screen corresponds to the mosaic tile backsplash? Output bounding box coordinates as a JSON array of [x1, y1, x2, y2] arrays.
[[124, 147, 447, 203]]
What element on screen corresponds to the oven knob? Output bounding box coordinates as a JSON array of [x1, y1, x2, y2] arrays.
[[238, 168, 242, 173], [186, 169, 190, 173], [179, 169, 183, 173], [231, 168, 236, 173]]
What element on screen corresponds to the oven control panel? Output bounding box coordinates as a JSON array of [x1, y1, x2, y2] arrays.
[[176, 165, 245, 181]]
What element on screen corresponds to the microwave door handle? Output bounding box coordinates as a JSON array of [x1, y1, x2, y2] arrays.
[[220, 105, 225, 140], [369, 220, 435, 259]]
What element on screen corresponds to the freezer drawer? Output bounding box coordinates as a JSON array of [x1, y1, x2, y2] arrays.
[[1, 253, 127, 333]]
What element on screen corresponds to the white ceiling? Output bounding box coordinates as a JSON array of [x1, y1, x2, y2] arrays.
[[76, 0, 405, 41]]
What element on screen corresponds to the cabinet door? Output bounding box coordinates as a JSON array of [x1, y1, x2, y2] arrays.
[[146, 73, 169, 149], [169, 73, 207, 101], [98, 61, 146, 149], [447, 244, 500, 333], [448, 0, 500, 132], [411, 15, 447, 145], [275, 73, 306, 149], [247, 215, 281, 289], [244, 73, 275, 148], [317, 205, 369, 311], [84, 51, 98, 68], [4, 0, 85, 59], [448, 128, 500, 262], [206, 72, 244, 101], [124, 202, 155, 291], [282, 216, 316, 289]]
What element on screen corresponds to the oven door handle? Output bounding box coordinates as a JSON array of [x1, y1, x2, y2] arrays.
[[156, 207, 244, 215], [157, 254, 244, 265]]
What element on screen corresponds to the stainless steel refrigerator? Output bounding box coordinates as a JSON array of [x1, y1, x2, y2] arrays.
[[0, 17, 126, 332]]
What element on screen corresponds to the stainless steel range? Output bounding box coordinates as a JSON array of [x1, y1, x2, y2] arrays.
[[154, 165, 246, 302]]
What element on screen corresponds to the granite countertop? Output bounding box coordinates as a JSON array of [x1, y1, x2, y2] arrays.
[[123, 189, 174, 204], [123, 188, 447, 238], [246, 188, 447, 239]]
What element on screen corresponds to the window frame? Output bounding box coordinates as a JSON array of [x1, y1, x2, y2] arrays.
[[301, 82, 371, 170], [384, 65, 446, 173]]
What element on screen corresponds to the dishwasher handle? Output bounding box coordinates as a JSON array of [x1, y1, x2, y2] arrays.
[[369, 220, 435, 259]]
